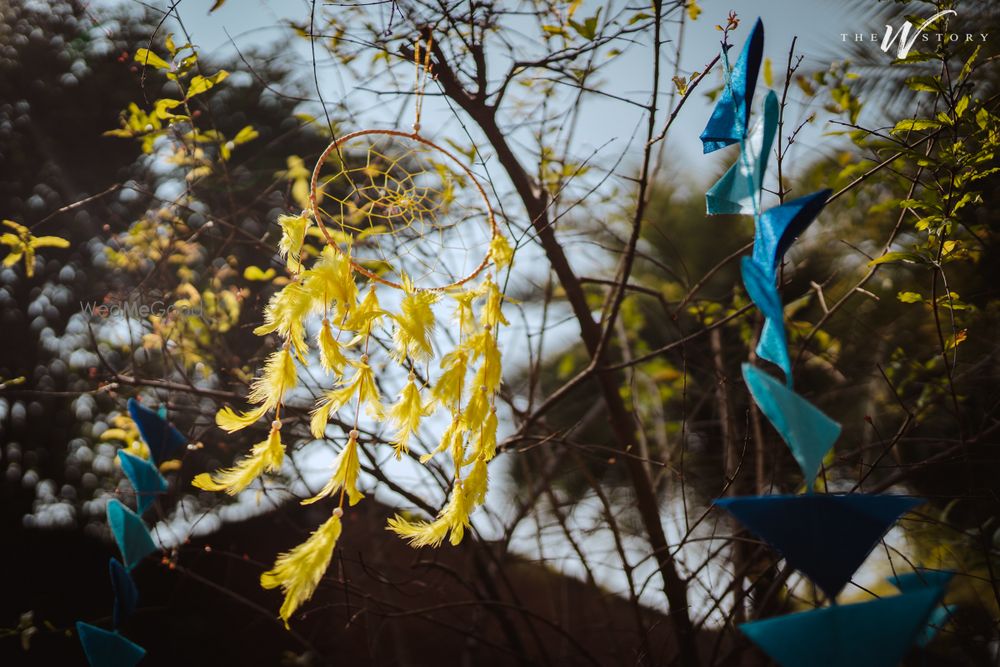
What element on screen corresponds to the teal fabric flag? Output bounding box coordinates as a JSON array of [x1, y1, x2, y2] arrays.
[[700, 18, 764, 153], [117, 450, 167, 515], [888, 571, 955, 647], [109, 557, 138, 629], [76, 622, 146, 667], [751, 189, 832, 279], [714, 494, 924, 599], [741, 257, 791, 384], [107, 499, 157, 571], [128, 398, 187, 466], [742, 363, 841, 489], [740, 586, 945, 667], [706, 90, 779, 215]]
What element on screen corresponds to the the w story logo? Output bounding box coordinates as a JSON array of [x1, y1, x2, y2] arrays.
[[841, 9, 989, 59]]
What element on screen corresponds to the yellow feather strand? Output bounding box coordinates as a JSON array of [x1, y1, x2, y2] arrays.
[[277, 213, 309, 273], [386, 480, 472, 547], [489, 233, 514, 269], [464, 457, 489, 507], [476, 409, 499, 461], [391, 289, 438, 363], [247, 348, 297, 408], [253, 282, 313, 359], [450, 289, 478, 336], [388, 379, 429, 459], [260, 510, 342, 628], [344, 286, 382, 335], [193, 426, 284, 495], [317, 319, 347, 377], [307, 357, 384, 437], [480, 278, 509, 328], [461, 386, 489, 434], [431, 349, 468, 409], [303, 436, 364, 506], [215, 403, 269, 433], [419, 416, 461, 464], [302, 247, 357, 319], [469, 330, 502, 393]]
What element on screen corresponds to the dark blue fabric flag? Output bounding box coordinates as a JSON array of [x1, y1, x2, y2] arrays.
[[117, 450, 167, 515], [700, 18, 764, 153], [740, 586, 945, 667], [714, 494, 924, 599], [751, 189, 832, 279], [107, 498, 157, 571], [887, 570, 955, 647], [127, 398, 187, 465], [76, 622, 146, 667], [109, 558, 138, 629], [741, 257, 791, 383]]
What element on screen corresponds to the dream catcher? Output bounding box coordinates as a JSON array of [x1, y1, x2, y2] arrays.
[[193, 35, 514, 627]]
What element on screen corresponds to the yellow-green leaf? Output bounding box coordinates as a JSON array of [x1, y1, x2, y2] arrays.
[[763, 57, 773, 88], [897, 291, 922, 304], [134, 48, 170, 70], [186, 70, 229, 98], [244, 266, 277, 281]]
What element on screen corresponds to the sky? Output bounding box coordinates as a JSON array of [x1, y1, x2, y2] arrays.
[[94, 0, 879, 187]]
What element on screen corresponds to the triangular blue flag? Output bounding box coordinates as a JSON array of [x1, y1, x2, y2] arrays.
[[742, 363, 841, 489], [715, 494, 924, 599], [700, 18, 764, 153], [117, 450, 167, 515], [707, 90, 779, 214], [740, 586, 945, 667], [76, 622, 146, 667], [107, 499, 157, 571], [127, 398, 187, 466], [741, 257, 791, 384], [887, 570, 955, 647], [751, 189, 832, 279], [109, 558, 139, 629]]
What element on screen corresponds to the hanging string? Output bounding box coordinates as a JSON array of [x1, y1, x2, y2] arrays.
[[413, 33, 433, 134]]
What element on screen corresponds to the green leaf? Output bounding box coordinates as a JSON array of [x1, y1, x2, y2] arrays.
[[868, 251, 925, 266], [897, 291, 923, 304], [955, 96, 969, 118], [186, 70, 229, 98], [891, 118, 940, 134], [134, 48, 170, 70]]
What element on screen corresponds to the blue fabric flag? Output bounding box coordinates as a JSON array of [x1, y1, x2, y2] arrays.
[[742, 363, 841, 489], [117, 450, 167, 515], [707, 90, 779, 215], [76, 622, 146, 667], [700, 18, 764, 153], [751, 189, 832, 279], [109, 558, 138, 629], [887, 571, 955, 647], [128, 398, 187, 466], [715, 494, 924, 599], [741, 257, 791, 384], [107, 498, 157, 571], [740, 586, 945, 667]]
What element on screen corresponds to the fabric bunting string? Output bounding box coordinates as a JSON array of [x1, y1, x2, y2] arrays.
[[698, 17, 952, 666]]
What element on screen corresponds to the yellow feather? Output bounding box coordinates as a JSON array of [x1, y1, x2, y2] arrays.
[[431, 349, 468, 409], [344, 286, 382, 335], [260, 510, 342, 628], [253, 282, 314, 359], [215, 403, 269, 433], [388, 379, 430, 459], [391, 289, 438, 363], [247, 348, 297, 408], [277, 213, 309, 273], [303, 436, 364, 506], [317, 319, 347, 376], [193, 427, 284, 495], [302, 247, 357, 319], [480, 278, 509, 328], [489, 233, 514, 269], [387, 480, 472, 548]]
